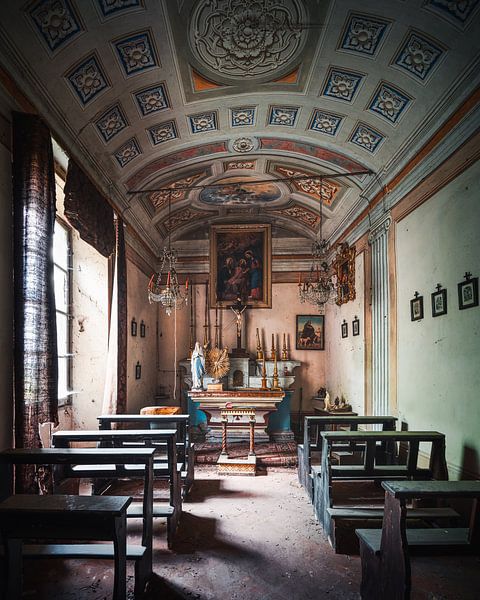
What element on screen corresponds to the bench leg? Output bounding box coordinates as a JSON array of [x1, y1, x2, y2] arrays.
[[359, 539, 380, 600], [112, 516, 127, 600], [4, 538, 22, 600], [134, 554, 150, 599]]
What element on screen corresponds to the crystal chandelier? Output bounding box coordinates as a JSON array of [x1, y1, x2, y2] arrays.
[[147, 194, 189, 316], [298, 178, 336, 313]]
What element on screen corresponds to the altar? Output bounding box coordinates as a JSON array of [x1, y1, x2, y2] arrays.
[[183, 357, 300, 442], [188, 388, 285, 442]]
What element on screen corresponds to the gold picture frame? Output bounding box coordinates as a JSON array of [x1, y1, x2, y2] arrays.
[[333, 242, 356, 305], [210, 223, 272, 308]]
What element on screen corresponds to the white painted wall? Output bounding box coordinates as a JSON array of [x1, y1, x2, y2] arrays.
[[325, 252, 365, 414], [56, 179, 109, 430], [396, 161, 480, 478], [127, 260, 160, 413], [0, 106, 13, 450]]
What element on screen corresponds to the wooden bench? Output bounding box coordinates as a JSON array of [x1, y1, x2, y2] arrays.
[[97, 413, 194, 497], [298, 415, 397, 502], [356, 480, 480, 599], [0, 447, 156, 598], [314, 430, 450, 554], [51, 429, 181, 548], [0, 493, 132, 600]]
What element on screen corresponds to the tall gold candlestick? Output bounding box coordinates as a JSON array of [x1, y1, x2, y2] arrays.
[[281, 332, 288, 360], [272, 351, 280, 389], [203, 280, 210, 349], [188, 285, 194, 358], [256, 327, 263, 359], [214, 303, 219, 347], [261, 354, 268, 390], [270, 333, 276, 360]]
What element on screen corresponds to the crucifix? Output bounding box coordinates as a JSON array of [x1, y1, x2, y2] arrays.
[[230, 296, 247, 356]]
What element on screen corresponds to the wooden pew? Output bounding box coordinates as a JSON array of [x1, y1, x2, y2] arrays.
[[51, 429, 181, 548], [0, 494, 131, 600], [357, 480, 480, 600], [0, 447, 156, 599], [314, 430, 452, 554], [97, 413, 194, 497], [298, 415, 397, 501]]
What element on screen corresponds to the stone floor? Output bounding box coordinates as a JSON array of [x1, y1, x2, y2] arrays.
[[20, 467, 480, 599]]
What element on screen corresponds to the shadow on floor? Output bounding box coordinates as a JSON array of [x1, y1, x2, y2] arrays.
[[184, 477, 263, 503], [144, 574, 193, 600]]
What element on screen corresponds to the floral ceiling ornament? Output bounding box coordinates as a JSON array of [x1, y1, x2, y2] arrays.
[[189, 0, 306, 80], [147, 172, 206, 210], [275, 166, 339, 205], [231, 136, 258, 153]]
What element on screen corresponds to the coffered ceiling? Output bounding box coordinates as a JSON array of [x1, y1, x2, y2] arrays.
[[0, 0, 479, 257]]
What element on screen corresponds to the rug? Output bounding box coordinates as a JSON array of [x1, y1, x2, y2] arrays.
[[195, 441, 298, 467]]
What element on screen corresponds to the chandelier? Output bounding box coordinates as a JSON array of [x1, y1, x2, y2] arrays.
[[298, 178, 336, 313], [147, 194, 189, 315]]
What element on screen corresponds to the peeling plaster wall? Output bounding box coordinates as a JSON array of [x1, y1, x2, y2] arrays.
[[325, 253, 365, 413], [395, 160, 480, 479], [0, 106, 13, 449], [127, 260, 159, 412], [56, 179, 109, 430]]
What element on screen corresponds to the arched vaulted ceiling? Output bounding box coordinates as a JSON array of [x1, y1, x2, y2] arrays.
[[0, 0, 479, 257]]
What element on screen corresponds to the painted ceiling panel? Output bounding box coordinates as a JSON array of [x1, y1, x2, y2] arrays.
[[0, 0, 478, 252]]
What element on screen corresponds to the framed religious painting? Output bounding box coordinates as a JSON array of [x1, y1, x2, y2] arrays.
[[431, 285, 447, 317], [296, 315, 325, 350], [410, 292, 424, 321], [210, 224, 272, 308], [458, 273, 478, 310], [333, 242, 356, 306]]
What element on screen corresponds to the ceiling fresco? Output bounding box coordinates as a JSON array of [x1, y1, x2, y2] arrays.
[[0, 0, 479, 255]]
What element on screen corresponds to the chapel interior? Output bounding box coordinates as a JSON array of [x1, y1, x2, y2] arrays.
[[0, 1, 479, 599]]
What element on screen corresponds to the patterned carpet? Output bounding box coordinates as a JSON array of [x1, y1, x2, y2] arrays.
[[195, 441, 298, 467]]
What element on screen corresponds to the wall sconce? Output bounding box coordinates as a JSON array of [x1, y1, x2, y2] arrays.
[[135, 361, 141, 380], [140, 320, 146, 337], [131, 317, 137, 336]]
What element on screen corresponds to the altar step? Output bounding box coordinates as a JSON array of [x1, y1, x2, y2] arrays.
[[195, 441, 297, 468]]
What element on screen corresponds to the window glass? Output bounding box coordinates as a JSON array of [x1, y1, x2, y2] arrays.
[[53, 219, 71, 401]]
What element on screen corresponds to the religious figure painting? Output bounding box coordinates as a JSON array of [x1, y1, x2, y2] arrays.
[[296, 315, 325, 350], [200, 177, 281, 206], [210, 224, 271, 308]]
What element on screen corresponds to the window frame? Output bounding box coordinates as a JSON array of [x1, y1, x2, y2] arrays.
[[53, 216, 73, 406]]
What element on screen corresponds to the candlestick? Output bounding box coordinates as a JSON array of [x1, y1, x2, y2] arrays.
[[203, 280, 210, 349], [297, 272, 301, 287], [261, 354, 268, 390], [166, 271, 171, 287], [185, 277, 189, 290], [188, 285, 194, 358], [270, 333, 276, 361], [214, 302, 219, 348], [281, 332, 288, 360], [256, 327, 263, 360], [272, 350, 280, 390]]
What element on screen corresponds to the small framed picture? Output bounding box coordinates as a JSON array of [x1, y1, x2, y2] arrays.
[[140, 320, 146, 337], [352, 317, 360, 336], [296, 315, 325, 350], [131, 317, 137, 336], [135, 361, 142, 380], [341, 320, 348, 338], [458, 275, 478, 310], [431, 287, 447, 317], [410, 293, 424, 321]]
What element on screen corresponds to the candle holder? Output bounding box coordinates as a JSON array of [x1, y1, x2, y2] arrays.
[[256, 328, 263, 360], [272, 352, 281, 390], [261, 355, 268, 390], [281, 332, 288, 360], [270, 333, 276, 361]]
